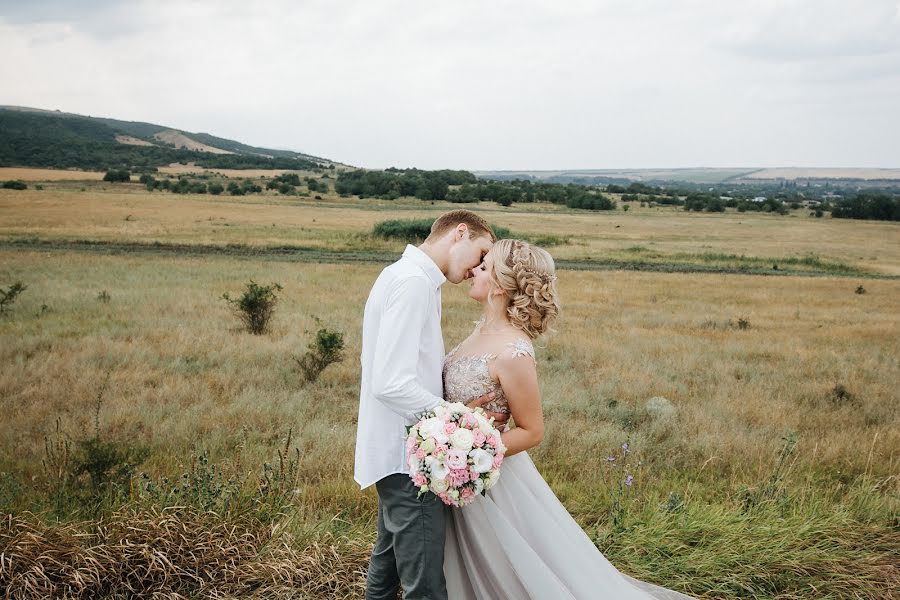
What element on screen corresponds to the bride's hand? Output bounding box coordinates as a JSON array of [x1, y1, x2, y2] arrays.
[[466, 392, 511, 428]]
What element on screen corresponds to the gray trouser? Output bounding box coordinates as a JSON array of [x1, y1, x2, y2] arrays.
[[366, 473, 448, 600]]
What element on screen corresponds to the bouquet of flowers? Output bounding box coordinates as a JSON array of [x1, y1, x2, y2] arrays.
[[406, 401, 507, 507]]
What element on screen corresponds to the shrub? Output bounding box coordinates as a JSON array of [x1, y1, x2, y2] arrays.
[[373, 219, 512, 242], [293, 328, 346, 383], [227, 181, 244, 196], [2, 179, 28, 190], [240, 179, 262, 194], [373, 219, 433, 241], [645, 396, 676, 420], [208, 182, 224, 195], [828, 384, 856, 406], [102, 169, 131, 183], [0, 281, 27, 315], [97, 290, 111, 303], [222, 280, 283, 334]]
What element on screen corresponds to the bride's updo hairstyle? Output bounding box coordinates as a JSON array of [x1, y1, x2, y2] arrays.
[[490, 239, 560, 339]]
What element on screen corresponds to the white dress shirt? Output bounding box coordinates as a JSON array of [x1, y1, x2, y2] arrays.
[[354, 244, 447, 490]]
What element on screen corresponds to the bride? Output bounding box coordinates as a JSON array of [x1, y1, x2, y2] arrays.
[[442, 238, 694, 600]]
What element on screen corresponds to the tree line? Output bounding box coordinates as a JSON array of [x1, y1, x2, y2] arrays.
[[335, 169, 616, 211]]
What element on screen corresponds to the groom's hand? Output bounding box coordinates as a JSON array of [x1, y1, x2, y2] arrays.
[[466, 392, 511, 428]]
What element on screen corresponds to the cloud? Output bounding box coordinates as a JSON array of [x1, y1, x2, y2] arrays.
[[0, 0, 897, 168]]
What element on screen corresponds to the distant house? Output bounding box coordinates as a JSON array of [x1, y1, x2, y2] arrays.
[[751, 196, 767, 203], [719, 196, 733, 201]]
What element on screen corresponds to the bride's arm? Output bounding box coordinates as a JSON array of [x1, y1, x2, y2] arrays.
[[494, 355, 543, 457]]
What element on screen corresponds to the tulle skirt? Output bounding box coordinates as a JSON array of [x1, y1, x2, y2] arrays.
[[443, 451, 695, 600]]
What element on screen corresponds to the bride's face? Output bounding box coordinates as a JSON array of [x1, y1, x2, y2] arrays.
[[468, 250, 498, 303]]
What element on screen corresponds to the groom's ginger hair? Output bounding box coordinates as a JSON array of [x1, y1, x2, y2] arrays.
[[427, 210, 496, 242]]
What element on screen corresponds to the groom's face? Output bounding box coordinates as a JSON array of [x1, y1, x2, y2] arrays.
[[446, 232, 493, 285]]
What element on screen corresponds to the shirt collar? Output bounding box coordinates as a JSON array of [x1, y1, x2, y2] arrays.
[[402, 244, 447, 288]]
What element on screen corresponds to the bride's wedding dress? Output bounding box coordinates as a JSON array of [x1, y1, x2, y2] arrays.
[[441, 338, 694, 600]]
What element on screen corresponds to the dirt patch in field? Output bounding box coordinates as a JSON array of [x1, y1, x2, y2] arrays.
[[115, 134, 156, 147], [153, 129, 234, 154]]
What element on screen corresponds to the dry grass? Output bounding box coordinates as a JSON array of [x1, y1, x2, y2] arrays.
[[156, 166, 315, 178], [2, 187, 899, 274], [0, 190, 898, 597], [152, 130, 234, 155], [0, 168, 106, 181], [1, 508, 370, 598], [114, 135, 156, 147]]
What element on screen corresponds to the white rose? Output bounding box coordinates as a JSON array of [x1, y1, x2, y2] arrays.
[[448, 488, 460, 500], [430, 478, 449, 493], [426, 457, 450, 481], [448, 402, 467, 415], [449, 427, 475, 452], [478, 417, 495, 436], [420, 438, 436, 454], [419, 417, 449, 444], [407, 454, 420, 471], [473, 477, 484, 495], [484, 469, 500, 490], [469, 448, 493, 474]]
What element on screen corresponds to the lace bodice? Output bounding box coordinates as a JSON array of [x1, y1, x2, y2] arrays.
[[442, 337, 535, 414]]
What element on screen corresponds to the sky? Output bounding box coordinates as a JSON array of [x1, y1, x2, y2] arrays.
[[1, 0, 899, 170]]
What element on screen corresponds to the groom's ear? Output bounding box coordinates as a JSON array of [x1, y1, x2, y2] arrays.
[[455, 223, 469, 240]]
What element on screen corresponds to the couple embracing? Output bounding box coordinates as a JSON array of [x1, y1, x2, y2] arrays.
[[355, 210, 693, 599]]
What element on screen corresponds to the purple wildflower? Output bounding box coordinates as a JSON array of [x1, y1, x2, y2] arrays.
[[625, 475, 634, 486], [607, 456, 616, 462], [622, 442, 630, 454]]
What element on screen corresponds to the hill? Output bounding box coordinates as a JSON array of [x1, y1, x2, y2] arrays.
[[0, 106, 336, 172], [474, 167, 900, 186]]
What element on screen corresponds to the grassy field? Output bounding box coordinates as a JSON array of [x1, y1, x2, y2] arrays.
[[0, 181, 898, 598], [2, 182, 899, 276]]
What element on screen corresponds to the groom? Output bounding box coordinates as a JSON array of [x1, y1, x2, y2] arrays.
[[355, 209, 507, 600]]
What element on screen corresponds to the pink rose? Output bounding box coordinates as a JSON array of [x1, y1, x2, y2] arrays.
[[463, 413, 477, 427], [446, 449, 468, 470], [461, 487, 474, 500], [493, 454, 504, 468], [438, 492, 449, 503], [469, 469, 479, 482], [443, 422, 457, 435], [415, 448, 426, 460], [473, 430, 486, 446], [413, 473, 427, 486], [449, 469, 469, 487], [434, 444, 448, 458], [406, 436, 417, 450]]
